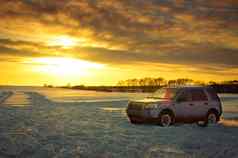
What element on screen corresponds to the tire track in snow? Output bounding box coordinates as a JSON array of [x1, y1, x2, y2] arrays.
[[1, 92, 31, 107]]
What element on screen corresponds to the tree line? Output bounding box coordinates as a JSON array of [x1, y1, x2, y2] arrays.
[[45, 78, 238, 93], [117, 77, 238, 87]]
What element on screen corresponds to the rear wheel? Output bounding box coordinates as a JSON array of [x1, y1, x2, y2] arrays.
[[158, 112, 174, 127], [197, 111, 219, 127], [207, 113, 218, 124]]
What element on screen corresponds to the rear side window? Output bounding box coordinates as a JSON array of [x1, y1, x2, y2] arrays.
[[206, 88, 220, 101], [190, 89, 208, 101]]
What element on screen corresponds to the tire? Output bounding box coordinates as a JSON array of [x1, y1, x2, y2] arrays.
[[158, 111, 174, 127], [197, 111, 219, 127], [129, 117, 139, 124], [129, 118, 136, 124]]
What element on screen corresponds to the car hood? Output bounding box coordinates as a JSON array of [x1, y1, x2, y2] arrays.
[[130, 98, 170, 104]]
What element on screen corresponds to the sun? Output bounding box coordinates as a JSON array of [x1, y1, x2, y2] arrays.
[[56, 37, 75, 47], [48, 36, 77, 48]]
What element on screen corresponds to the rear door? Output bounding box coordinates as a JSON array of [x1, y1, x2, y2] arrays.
[[174, 89, 193, 122], [190, 88, 209, 120]]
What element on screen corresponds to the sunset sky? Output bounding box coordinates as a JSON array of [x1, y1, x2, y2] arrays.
[[0, 0, 238, 86]]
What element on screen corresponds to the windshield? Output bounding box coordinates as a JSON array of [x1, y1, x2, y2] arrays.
[[148, 88, 179, 99]]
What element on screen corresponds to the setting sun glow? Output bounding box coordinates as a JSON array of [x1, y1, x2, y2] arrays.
[[30, 57, 105, 77], [0, 1, 237, 86]]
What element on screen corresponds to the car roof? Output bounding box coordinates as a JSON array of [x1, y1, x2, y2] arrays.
[[164, 86, 208, 90]]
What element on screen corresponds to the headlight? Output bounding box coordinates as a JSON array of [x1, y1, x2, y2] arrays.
[[144, 103, 158, 109], [150, 104, 158, 108]]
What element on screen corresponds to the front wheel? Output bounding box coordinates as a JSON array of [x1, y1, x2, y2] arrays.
[[158, 112, 174, 127]]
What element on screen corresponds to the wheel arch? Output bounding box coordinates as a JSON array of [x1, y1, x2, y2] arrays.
[[207, 108, 219, 115], [159, 108, 175, 120]]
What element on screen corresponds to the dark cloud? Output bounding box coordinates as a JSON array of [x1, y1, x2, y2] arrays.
[[0, 45, 44, 58], [0, 38, 41, 47], [0, 0, 237, 71], [0, 38, 61, 57], [70, 45, 238, 68]]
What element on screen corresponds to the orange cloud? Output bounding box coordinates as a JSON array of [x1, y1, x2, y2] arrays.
[[0, 0, 237, 84]]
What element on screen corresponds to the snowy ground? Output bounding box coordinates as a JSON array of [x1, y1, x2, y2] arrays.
[[0, 89, 238, 158]]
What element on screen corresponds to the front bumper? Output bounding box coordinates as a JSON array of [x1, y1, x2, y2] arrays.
[[127, 115, 159, 124], [126, 108, 159, 124]]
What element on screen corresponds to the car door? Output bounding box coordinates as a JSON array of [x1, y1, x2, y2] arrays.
[[190, 88, 209, 120], [174, 89, 193, 122]]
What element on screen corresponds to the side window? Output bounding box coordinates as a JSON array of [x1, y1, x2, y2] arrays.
[[191, 89, 208, 101], [177, 90, 191, 102]]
